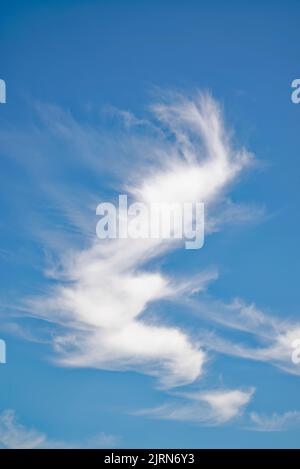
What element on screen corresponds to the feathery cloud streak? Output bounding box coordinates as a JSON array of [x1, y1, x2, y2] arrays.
[[18, 92, 253, 388], [0, 409, 118, 449], [135, 388, 255, 425]]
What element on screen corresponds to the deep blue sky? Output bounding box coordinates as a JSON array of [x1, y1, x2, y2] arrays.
[[0, 0, 300, 448]]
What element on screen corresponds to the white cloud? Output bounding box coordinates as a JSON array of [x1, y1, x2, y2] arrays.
[[0, 410, 46, 449], [0, 409, 119, 449], [196, 388, 255, 423], [249, 411, 300, 432], [136, 388, 254, 425], [189, 297, 300, 375], [12, 92, 254, 389]]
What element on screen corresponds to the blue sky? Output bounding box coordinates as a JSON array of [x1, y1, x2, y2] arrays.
[[0, 0, 300, 448]]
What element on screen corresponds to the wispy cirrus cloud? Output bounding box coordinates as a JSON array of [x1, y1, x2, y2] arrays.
[[135, 388, 255, 426], [0, 410, 45, 449], [0, 409, 119, 449], [249, 411, 300, 432], [190, 297, 300, 376], [3, 91, 257, 389]]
